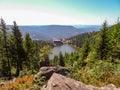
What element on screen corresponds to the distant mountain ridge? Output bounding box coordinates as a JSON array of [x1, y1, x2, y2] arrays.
[[7, 25, 101, 40], [74, 25, 101, 32]]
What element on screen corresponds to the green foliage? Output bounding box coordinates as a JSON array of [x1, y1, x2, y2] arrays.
[[33, 71, 46, 88], [39, 45, 51, 67], [80, 38, 91, 66], [68, 59, 120, 86], [0, 19, 52, 78], [0, 18, 120, 89], [53, 55, 59, 66], [23, 33, 37, 70], [0, 18, 11, 77], [94, 21, 110, 60], [64, 52, 79, 68], [108, 23, 120, 60], [69, 32, 96, 48], [11, 21, 25, 76], [59, 52, 65, 66], [19, 70, 36, 77], [65, 21, 120, 87]]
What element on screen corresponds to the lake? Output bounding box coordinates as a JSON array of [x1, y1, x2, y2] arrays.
[[49, 44, 76, 60]]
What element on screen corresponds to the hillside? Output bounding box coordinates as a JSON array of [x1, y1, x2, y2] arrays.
[[19, 25, 101, 40], [7, 25, 101, 40], [68, 32, 96, 47], [74, 25, 101, 32]]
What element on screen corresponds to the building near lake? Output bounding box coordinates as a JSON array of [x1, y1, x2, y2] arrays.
[[52, 38, 63, 46]]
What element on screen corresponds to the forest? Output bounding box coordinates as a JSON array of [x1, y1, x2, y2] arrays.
[[0, 18, 52, 78], [0, 18, 120, 89]]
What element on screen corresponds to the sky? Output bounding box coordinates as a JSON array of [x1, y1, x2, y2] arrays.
[[0, 0, 120, 25]]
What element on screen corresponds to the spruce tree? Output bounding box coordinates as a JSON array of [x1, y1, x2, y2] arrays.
[[39, 45, 51, 67], [0, 18, 11, 77], [11, 21, 25, 76], [80, 38, 90, 66], [34, 41, 40, 70], [24, 33, 34, 70], [109, 23, 120, 59], [59, 52, 65, 66], [95, 21, 109, 60], [53, 55, 59, 66]]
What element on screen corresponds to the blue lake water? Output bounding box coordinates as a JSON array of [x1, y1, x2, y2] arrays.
[[49, 44, 75, 60]]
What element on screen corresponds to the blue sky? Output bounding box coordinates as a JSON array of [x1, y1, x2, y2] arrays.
[[0, 0, 120, 25]]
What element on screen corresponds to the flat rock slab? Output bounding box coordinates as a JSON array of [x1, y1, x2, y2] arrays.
[[41, 73, 120, 90], [35, 67, 69, 81]]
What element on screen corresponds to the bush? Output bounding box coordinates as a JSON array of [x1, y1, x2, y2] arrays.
[[68, 60, 120, 87], [0, 75, 34, 90]]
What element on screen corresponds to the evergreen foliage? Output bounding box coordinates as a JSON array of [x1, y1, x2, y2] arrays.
[[11, 21, 25, 76], [95, 21, 109, 60], [66, 21, 120, 86], [39, 45, 51, 67], [0, 19, 51, 77], [0, 18, 11, 77], [80, 38, 91, 66], [59, 52, 65, 66], [0, 18, 120, 88], [69, 32, 96, 47], [24, 33, 36, 70]]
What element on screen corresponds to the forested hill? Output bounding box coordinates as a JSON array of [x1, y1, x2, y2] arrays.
[[7, 25, 101, 40], [64, 22, 120, 87], [69, 23, 120, 48], [68, 32, 96, 47]]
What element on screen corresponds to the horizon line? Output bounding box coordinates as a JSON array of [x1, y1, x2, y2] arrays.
[[6, 24, 103, 26]]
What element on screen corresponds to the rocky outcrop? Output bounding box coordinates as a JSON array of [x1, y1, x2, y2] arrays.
[[41, 73, 120, 90], [34, 67, 69, 81]]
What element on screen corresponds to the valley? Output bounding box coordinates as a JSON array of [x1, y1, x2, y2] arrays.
[[17, 25, 101, 40]]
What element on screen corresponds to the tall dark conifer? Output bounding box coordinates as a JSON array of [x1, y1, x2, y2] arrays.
[[12, 21, 25, 76], [109, 23, 120, 59], [59, 52, 65, 66], [95, 21, 109, 60], [0, 18, 11, 77], [80, 38, 90, 66], [24, 33, 33, 70]]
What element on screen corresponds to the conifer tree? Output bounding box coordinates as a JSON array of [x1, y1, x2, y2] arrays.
[[11, 21, 25, 76], [24, 33, 34, 70], [53, 55, 59, 66], [80, 38, 90, 66], [0, 18, 11, 77], [39, 45, 51, 67], [95, 21, 109, 60], [109, 23, 120, 59], [33, 41, 40, 70], [59, 52, 65, 66]]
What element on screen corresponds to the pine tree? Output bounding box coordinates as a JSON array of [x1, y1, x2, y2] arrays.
[[8, 35, 18, 73], [24, 33, 34, 70], [53, 55, 59, 66], [80, 38, 90, 66], [109, 23, 120, 59], [33, 41, 40, 70], [95, 21, 109, 60], [44, 54, 50, 66], [39, 45, 51, 67], [0, 18, 11, 77], [11, 21, 25, 76], [59, 52, 65, 66]]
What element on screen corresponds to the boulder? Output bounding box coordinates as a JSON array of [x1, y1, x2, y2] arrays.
[[41, 73, 120, 90], [34, 67, 70, 81]]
